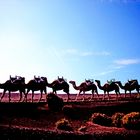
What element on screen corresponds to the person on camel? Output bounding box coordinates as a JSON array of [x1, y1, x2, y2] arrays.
[[57, 76, 65, 84], [107, 79, 115, 85], [10, 75, 18, 83], [85, 79, 93, 86], [34, 75, 43, 83]]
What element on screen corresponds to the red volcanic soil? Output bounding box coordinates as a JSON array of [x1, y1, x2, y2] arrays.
[[0, 91, 138, 102], [0, 92, 140, 139]]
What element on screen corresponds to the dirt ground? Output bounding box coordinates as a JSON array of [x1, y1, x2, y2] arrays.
[[0, 93, 140, 139]]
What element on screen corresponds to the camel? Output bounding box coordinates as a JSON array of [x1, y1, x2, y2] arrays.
[[0, 76, 26, 102], [69, 80, 98, 101], [46, 77, 70, 101], [115, 80, 140, 98], [25, 76, 47, 102], [95, 80, 120, 100]]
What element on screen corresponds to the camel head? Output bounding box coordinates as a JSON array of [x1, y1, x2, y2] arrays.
[[69, 80, 75, 84], [95, 80, 100, 83]]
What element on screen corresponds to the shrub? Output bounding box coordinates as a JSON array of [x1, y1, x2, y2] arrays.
[[47, 93, 64, 112], [122, 112, 140, 130], [91, 113, 112, 126], [112, 112, 125, 127], [63, 105, 81, 120], [55, 118, 73, 131], [63, 105, 92, 120]]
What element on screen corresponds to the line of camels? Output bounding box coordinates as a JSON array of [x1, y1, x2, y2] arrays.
[[0, 75, 140, 102]]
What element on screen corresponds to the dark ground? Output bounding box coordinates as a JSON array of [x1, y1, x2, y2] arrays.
[[0, 92, 140, 140]]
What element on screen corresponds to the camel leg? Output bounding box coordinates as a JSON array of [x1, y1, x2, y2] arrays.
[[39, 91, 43, 102], [82, 91, 85, 101], [45, 89, 47, 102], [75, 94, 78, 101], [137, 94, 140, 99], [53, 90, 57, 95], [96, 91, 99, 100], [136, 88, 140, 98], [119, 92, 121, 98], [9, 91, 11, 102], [25, 92, 28, 102], [0, 91, 6, 102], [107, 92, 110, 100], [66, 93, 70, 102], [118, 91, 121, 98], [124, 91, 126, 98], [116, 92, 118, 101], [23, 90, 28, 102], [19, 89, 25, 102], [137, 92, 140, 99], [19, 91, 22, 102], [63, 89, 70, 102], [90, 94, 94, 101], [90, 91, 94, 101], [23, 89, 26, 102], [103, 92, 106, 100], [93, 90, 99, 101], [75, 91, 81, 101], [32, 91, 34, 103], [98, 94, 100, 100], [115, 90, 118, 100]]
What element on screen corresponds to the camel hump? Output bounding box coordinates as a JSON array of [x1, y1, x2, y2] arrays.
[[80, 82, 88, 87], [51, 80, 60, 85]]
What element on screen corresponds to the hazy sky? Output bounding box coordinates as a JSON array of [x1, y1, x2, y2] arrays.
[[0, 0, 140, 93]]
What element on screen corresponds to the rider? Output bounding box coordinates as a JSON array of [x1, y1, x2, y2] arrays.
[[85, 79, 93, 86], [34, 75, 40, 83], [10, 75, 18, 83], [107, 79, 115, 85], [10, 75, 25, 84], [34, 75, 44, 83], [57, 76, 65, 84]]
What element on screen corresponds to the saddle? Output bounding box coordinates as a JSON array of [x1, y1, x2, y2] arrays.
[[34, 76, 44, 83], [10, 75, 25, 84], [85, 79, 94, 86], [107, 79, 115, 85], [57, 76, 66, 84]]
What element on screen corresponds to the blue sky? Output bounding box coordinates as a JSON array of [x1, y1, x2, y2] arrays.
[[0, 0, 140, 93]]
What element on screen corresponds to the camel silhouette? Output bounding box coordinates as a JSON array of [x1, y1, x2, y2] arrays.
[[46, 77, 70, 101], [25, 76, 47, 102], [95, 80, 120, 100], [0, 76, 26, 102], [115, 79, 140, 97], [69, 80, 98, 101]]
